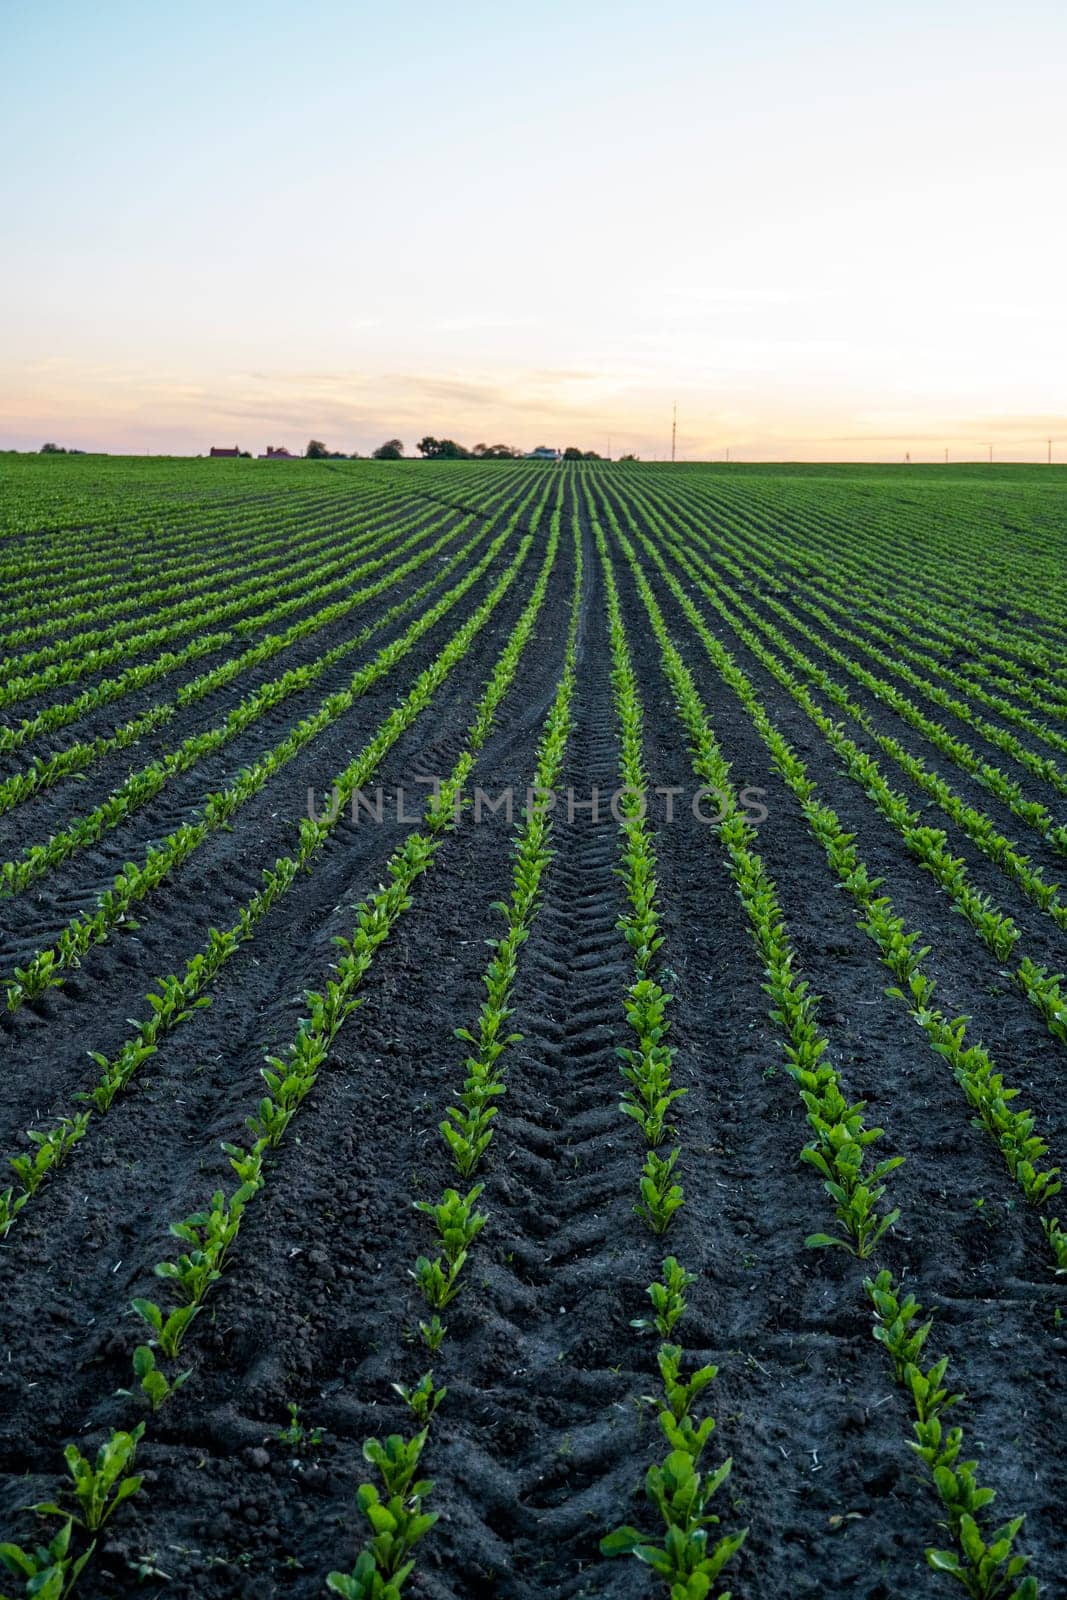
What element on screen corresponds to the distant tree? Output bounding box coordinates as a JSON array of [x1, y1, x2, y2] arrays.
[[373, 439, 404, 460], [562, 446, 585, 461], [348, 450, 363, 459], [473, 442, 521, 459], [584, 450, 601, 460], [305, 439, 329, 459], [239, 450, 252, 458], [620, 452, 639, 461], [417, 436, 471, 459], [40, 442, 68, 454]]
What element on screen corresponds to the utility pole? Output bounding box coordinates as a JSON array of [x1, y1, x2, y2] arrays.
[[671, 404, 677, 463], [726, 446, 730, 463], [1049, 438, 1053, 465], [989, 444, 992, 464], [944, 448, 949, 465]]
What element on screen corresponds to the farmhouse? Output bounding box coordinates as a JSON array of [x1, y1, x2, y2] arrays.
[[258, 445, 297, 460], [208, 446, 240, 458], [525, 445, 561, 461]]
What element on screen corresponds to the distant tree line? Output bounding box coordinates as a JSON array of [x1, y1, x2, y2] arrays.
[[302, 438, 622, 462], [416, 437, 524, 459], [38, 438, 637, 463], [305, 440, 355, 459]]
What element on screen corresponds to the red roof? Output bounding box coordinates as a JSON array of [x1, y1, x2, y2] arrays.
[[209, 446, 240, 458]]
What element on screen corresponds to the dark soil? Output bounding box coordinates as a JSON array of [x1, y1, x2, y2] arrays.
[[0, 466, 1062, 1600]]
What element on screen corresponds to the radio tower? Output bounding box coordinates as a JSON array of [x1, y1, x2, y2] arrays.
[[671, 404, 677, 463]]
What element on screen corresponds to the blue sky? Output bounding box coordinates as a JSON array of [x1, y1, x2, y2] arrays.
[[2, 0, 1065, 458]]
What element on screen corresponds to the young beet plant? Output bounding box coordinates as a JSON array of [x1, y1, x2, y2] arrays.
[[1, 1116, 90, 1237], [632, 1257, 697, 1340], [326, 1430, 439, 1598], [866, 1271, 1037, 1600], [118, 1346, 191, 1414], [0, 1518, 95, 1600], [618, 979, 685, 1151], [605, 1259, 747, 1597], [29, 1425, 146, 1534], [410, 1184, 487, 1311], [391, 1371, 446, 1427], [636, 1147, 686, 1236]]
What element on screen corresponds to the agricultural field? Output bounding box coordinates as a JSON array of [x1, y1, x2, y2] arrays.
[[0, 451, 1064, 1600]]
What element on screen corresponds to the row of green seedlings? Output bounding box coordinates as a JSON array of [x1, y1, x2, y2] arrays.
[[0, 472, 489, 762], [0, 475, 463, 707], [664, 548, 1067, 941], [697, 527, 1067, 857], [626, 474, 1067, 858], [0, 512, 460, 818], [4, 464, 458, 659], [598, 518, 686, 1235], [0, 508, 563, 1600], [665, 482, 1067, 791], [674, 470, 1067, 717], [603, 1261, 748, 1600], [866, 1273, 1038, 1600], [764, 547, 1067, 766], [595, 483, 902, 1260], [0, 517, 388, 708], [642, 518, 1067, 1054], [586, 489, 748, 1597], [0, 481, 347, 629], [0, 468, 373, 613], [0, 482, 405, 678], [0, 490, 557, 1234], [0, 484, 370, 649], [672, 463, 1067, 688], [624, 504, 1067, 1274], [600, 485, 1041, 1598], [327, 498, 579, 1599], [0, 475, 517, 812], [661, 467, 1067, 735], [0, 507, 497, 892], [2, 498, 535, 1012]]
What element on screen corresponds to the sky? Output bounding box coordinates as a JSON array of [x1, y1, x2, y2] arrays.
[[1, 0, 1065, 461]]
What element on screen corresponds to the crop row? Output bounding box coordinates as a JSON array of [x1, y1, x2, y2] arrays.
[[1, 486, 538, 1012], [595, 480, 1042, 1598], [0, 491, 513, 879], [666, 466, 1067, 693], [604, 478, 1066, 1275], [0, 478, 565, 1598], [327, 480, 578, 1595], [0, 476, 404, 657], [0, 497, 491, 817]]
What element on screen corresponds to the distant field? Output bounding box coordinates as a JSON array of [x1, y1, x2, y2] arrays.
[[0, 455, 1063, 1600]]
